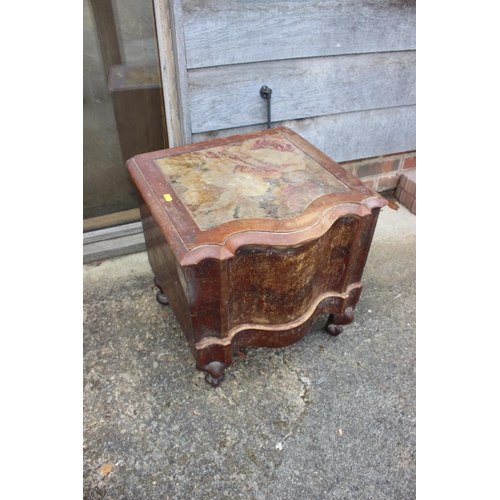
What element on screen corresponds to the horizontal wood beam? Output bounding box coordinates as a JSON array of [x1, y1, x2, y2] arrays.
[[192, 105, 416, 163], [83, 221, 143, 244], [83, 208, 141, 231], [188, 51, 416, 133], [83, 222, 145, 264], [182, 0, 416, 69]]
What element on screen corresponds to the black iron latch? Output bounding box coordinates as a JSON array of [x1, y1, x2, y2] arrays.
[[260, 85, 272, 129]]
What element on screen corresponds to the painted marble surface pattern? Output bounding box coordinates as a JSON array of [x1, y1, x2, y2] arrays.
[[155, 134, 349, 230]]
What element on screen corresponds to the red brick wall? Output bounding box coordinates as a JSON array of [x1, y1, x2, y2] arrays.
[[340, 152, 416, 193]]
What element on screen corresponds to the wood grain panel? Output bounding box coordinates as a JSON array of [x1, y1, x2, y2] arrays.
[[192, 105, 416, 163], [228, 216, 359, 328], [188, 51, 415, 133], [182, 0, 416, 69]]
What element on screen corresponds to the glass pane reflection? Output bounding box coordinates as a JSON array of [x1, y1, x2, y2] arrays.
[[83, 0, 166, 226]]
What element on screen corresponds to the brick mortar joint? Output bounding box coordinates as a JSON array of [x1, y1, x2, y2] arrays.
[[339, 151, 415, 167], [358, 166, 416, 180]]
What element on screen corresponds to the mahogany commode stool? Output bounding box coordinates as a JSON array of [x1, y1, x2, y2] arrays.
[[126, 127, 387, 386]]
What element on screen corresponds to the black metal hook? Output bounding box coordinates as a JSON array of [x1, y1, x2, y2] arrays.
[[260, 86, 272, 129]]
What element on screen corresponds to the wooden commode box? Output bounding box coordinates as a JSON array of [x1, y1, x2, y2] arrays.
[[126, 127, 387, 386]]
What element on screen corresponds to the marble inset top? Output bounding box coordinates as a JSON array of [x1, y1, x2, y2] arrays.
[[155, 134, 350, 230]]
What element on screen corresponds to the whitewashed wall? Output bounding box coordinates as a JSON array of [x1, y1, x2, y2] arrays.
[[155, 0, 416, 162]]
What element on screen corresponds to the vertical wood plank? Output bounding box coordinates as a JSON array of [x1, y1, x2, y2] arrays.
[[153, 0, 192, 146]]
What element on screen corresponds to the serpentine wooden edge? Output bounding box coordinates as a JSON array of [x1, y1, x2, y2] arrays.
[[126, 126, 387, 266]]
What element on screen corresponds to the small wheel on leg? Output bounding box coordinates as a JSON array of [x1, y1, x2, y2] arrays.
[[201, 361, 227, 387], [153, 276, 169, 306], [326, 323, 343, 336], [325, 307, 354, 336]]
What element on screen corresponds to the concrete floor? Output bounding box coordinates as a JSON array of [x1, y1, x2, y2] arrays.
[[83, 202, 416, 499]]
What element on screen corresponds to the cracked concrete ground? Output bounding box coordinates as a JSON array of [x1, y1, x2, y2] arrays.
[[83, 201, 416, 499]]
